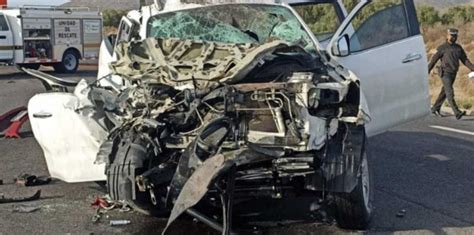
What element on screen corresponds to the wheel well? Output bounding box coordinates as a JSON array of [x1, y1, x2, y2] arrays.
[[64, 48, 82, 59]]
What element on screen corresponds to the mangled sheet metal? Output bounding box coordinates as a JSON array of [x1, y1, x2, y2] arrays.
[[164, 154, 226, 233], [110, 38, 305, 89], [163, 139, 279, 233], [26, 36, 365, 233]]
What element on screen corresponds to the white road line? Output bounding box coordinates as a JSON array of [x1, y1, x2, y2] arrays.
[[430, 125, 474, 136]]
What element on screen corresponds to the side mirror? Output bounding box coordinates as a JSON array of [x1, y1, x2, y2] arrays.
[[332, 34, 350, 57]]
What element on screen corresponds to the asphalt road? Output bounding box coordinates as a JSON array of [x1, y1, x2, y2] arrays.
[[1, 66, 474, 234]]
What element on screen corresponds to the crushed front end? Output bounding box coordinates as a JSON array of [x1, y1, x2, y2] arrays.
[[87, 3, 371, 233], [97, 34, 368, 232]]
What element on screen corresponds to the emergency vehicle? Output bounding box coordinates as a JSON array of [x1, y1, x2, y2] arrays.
[[0, 5, 102, 73]]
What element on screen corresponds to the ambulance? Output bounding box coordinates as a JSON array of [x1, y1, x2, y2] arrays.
[[0, 5, 102, 73]]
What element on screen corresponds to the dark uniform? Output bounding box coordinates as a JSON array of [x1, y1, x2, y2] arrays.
[[428, 36, 474, 118]]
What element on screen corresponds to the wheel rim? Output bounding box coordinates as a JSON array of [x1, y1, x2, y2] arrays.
[[64, 53, 77, 71], [361, 155, 371, 213]]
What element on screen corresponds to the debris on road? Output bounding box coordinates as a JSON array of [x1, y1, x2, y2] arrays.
[[0, 190, 41, 204], [91, 208, 104, 223], [110, 220, 131, 226], [396, 209, 407, 218], [15, 174, 51, 187], [91, 196, 111, 209], [12, 205, 42, 213], [91, 195, 132, 224], [0, 106, 28, 139], [0, 179, 3, 185], [91, 195, 131, 211]]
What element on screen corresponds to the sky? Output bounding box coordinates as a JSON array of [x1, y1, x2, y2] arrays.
[[7, 0, 70, 7]]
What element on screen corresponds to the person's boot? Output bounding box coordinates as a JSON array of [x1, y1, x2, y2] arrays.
[[431, 108, 443, 117], [456, 111, 466, 120]]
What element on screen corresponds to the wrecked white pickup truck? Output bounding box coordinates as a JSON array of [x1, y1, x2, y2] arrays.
[[26, 0, 430, 233]]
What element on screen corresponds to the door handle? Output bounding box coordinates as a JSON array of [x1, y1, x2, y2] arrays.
[[402, 53, 422, 63], [0, 35, 6, 39], [33, 112, 52, 119]]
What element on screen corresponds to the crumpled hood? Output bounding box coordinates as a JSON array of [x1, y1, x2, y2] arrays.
[[110, 37, 305, 89]]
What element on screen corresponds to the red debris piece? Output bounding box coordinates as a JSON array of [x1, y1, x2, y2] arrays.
[[0, 106, 29, 139], [92, 196, 110, 209], [5, 112, 29, 138]]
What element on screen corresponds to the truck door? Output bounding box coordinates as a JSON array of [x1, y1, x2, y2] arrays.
[[327, 0, 430, 136], [0, 13, 14, 62]]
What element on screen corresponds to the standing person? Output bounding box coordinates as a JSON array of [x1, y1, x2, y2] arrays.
[[428, 28, 474, 120]]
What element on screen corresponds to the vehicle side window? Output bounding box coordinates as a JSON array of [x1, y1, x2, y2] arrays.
[[346, 0, 410, 53], [0, 15, 9, 31], [293, 3, 342, 42]]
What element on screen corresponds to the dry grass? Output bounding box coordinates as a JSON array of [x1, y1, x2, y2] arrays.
[[103, 26, 118, 36], [423, 22, 474, 110]]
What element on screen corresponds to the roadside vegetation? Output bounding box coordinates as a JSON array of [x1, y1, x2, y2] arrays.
[[102, 9, 128, 27], [102, 9, 128, 35]]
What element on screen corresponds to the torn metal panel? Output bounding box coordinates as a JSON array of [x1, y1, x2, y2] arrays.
[[164, 146, 277, 233], [22, 68, 78, 92], [164, 154, 226, 234], [110, 37, 305, 89]]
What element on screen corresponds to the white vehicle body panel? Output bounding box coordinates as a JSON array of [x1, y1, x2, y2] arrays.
[[326, 0, 430, 137], [333, 36, 430, 136], [28, 85, 107, 182]]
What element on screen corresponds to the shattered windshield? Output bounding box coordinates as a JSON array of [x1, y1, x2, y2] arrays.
[[147, 4, 317, 52]]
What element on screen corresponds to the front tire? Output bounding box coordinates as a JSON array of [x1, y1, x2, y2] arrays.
[[107, 134, 167, 216], [334, 148, 373, 230], [54, 50, 79, 73]]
